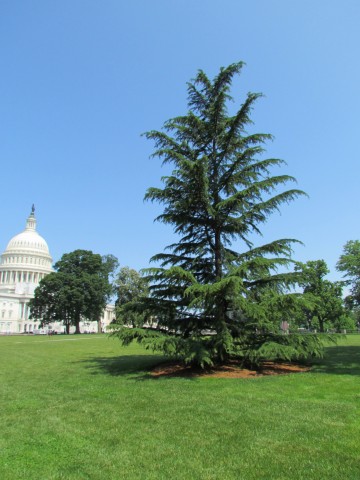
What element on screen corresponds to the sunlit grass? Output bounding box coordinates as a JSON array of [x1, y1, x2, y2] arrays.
[[1, 334, 360, 479]]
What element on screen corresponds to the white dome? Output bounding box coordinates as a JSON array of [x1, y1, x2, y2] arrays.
[[6, 230, 50, 256], [4, 211, 51, 258]]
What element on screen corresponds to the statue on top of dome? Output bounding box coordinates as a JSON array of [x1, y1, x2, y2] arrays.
[[31, 204, 35, 215]]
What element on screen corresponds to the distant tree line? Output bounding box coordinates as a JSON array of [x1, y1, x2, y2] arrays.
[[29, 245, 359, 338]]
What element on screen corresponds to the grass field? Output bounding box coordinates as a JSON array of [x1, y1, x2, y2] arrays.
[[1, 334, 359, 480]]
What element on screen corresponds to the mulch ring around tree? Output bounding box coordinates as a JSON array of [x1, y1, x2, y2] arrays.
[[150, 360, 311, 379]]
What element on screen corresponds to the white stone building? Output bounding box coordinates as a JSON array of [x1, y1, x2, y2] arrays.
[[0, 208, 115, 334]]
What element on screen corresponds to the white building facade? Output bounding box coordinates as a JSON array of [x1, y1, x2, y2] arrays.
[[0, 208, 115, 334]]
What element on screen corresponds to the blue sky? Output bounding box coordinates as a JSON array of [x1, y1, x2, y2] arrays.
[[0, 0, 359, 281]]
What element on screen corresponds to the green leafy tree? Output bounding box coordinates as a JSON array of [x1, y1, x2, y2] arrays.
[[114, 267, 149, 327], [344, 297, 360, 330], [112, 62, 329, 368], [295, 260, 346, 332], [332, 314, 356, 333], [29, 250, 116, 334], [337, 240, 360, 307], [102, 254, 120, 283]]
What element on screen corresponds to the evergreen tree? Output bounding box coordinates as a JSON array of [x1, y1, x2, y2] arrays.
[[112, 62, 329, 367]]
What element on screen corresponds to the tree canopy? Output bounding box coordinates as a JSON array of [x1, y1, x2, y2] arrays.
[[29, 250, 116, 333], [295, 260, 347, 332], [112, 62, 330, 368], [337, 240, 360, 307], [114, 266, 149, 327]]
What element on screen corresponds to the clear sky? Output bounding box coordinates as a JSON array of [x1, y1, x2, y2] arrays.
[[0, 0, 359, 281]]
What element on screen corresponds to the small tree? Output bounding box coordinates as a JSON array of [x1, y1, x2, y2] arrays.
[[114, 267, 149, 327], [295, 260, 346, 332], [29, 250, 116, 333], [337, 240, 360, 306], [112, 62, 329, 368]]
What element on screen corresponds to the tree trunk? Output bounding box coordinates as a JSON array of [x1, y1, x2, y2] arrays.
[[214, 228, 222, 281], [75, 319, 81, 334]]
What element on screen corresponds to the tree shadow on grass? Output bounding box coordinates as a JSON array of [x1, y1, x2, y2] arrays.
[[312, 345, 360, 375], [80, 355, 202, 380], [80, 355, 168, 379], [80, 344, 360, 379]]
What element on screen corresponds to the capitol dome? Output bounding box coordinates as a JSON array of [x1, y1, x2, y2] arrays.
[[0, 206, 115, 335], [0, 207, 53, 295], [5, 220, 51, 257]]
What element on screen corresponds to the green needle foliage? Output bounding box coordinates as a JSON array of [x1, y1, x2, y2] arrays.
[[112, 62, 329, 368]]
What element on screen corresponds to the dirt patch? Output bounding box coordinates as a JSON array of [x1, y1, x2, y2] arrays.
[[151, 361, 310, 378]]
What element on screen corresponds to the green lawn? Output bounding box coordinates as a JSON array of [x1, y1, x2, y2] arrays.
[[1, 334, 359, 480]]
